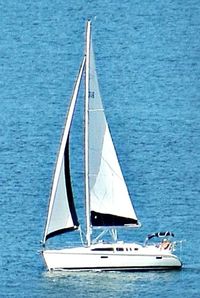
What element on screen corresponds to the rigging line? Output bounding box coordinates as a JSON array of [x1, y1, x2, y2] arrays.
[[88, 108, 104, 112], [79, 226, 87, 246], [89, 152, 127, 182]]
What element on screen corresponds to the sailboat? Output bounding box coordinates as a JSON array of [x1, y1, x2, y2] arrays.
[[41, 20, 182, 271]]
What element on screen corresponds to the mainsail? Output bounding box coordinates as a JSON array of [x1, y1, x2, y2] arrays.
[[88, 35, 139, 227], [43, 57, 85, 243]]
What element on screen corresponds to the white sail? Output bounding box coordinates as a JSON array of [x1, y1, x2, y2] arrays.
[[43, 57, 85, 243], [88, 40, 139, 227]]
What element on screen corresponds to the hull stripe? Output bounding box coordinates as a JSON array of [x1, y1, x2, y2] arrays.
[[51, 266, 182, 272]]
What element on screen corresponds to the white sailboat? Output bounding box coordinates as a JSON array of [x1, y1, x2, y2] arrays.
[[42, 20, 182, 271]]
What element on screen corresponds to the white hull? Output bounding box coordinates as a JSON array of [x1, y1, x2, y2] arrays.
[[42, 242, 182, 271]]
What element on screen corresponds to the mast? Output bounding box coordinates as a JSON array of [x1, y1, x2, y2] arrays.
[[85, 20, 91, 246]]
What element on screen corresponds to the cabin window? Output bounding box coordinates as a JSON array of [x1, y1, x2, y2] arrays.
[[116, 247, 124, 251], [91, 248, 114, 252], [134, 248, 139, 251]]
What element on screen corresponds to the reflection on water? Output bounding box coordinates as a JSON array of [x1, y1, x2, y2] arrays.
[[42, 270, 181, 298]]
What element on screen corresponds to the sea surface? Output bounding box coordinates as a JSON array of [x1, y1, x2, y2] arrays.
[[1, 0, 200, 297]]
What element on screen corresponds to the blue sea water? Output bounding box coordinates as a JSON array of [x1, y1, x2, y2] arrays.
[[0, 0, 200, 297]]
